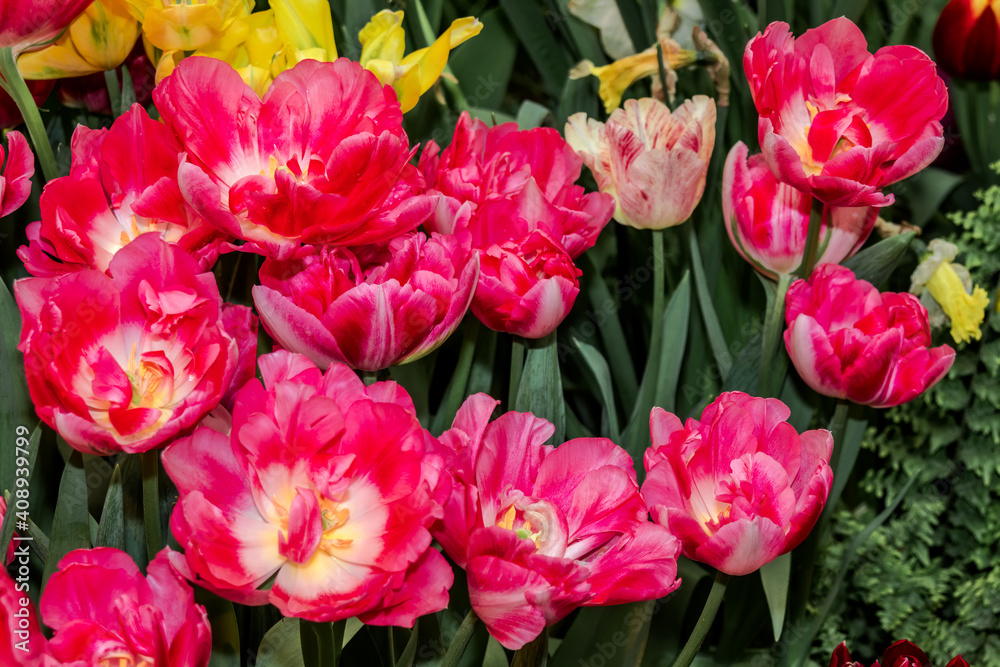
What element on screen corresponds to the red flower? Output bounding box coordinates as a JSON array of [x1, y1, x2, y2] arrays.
[[0, 0, 92, 53], [933, 0, 1000, 80], [154, 56, 436, 259], [15, 234, 255, 454], [744, 18, 948, 207], [19, 104, 226, 277], [435, 394, 681, 649], [642, 392, 833, 576], [829, 640, 970, 667], [0, 130, 32, 217], [784, 264, 955, 408], [253, 231, 478, 371]]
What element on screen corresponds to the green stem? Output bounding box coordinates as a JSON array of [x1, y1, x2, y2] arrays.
[[797, 203, 825, 279], [511, 628, 548, 667], [301, 619, 342, 667], [104, 69, 121, 117], [651, 229, 666, 367], [509, 336, 525, 408], [441, 609, 479, 667], [429, 318, 479, 434], [141, 450, 162, 558], [759, 273, 794, 397], [412, 0, 470, 111], [0, 47, 59, 182], [361, 370, 378, 386], [671, 572, 730, 667]]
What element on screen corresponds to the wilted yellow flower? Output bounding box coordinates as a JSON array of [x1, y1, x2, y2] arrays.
[[18, 0, 139, 79], [359, 9, 482, 112], [271, 0, 337, 66], [127, 0, 252, 52], [570, 38, 697, 114], [910, 239, 991, 344]]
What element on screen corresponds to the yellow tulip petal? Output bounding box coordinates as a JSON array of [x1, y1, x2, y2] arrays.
[[364, 58, 398, 86], [243, 10, 282, 70], [271, 0, 337, 62], [142, 5, 226, 51], [153, 49, 184, 85], [69, 0, 139, 71], [926, 263, 991, 344], [359, 10, 405, 66], [237, 64, 273, 97], [398, 17, 483, 97], [18, 40, 96, 79], [392, 64, 423, 112]]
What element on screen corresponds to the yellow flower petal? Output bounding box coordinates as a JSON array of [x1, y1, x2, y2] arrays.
[[394, 17, 482, 110], [140, 0, 252, 52], [18, 0, 138, 79], [359, 10, 405, 66], [364, 58, 398, 86], [271, 0, 337, 62], [926, 262, 991, 344]]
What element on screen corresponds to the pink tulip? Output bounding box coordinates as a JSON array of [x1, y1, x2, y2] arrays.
[[1, 130, 32, 217], [723, 141, 877, 277], [0, 0, 92, 53], [0, 564, 56, 666], [162, 350, 453, 624], [253, 231, 478, 371], [784, 264, 955, 407], [435, 394, 681, 649], [744, 18, 948, 207], [154, 56, 437, 259], [38, 548, 211, 666], [565, 96, 717, 229], [15, 234, 255, 455], [472, 230, 581, 339], [18, 104, 226, 277], [420, 111, 614, 258], [642, 391, 834, 576]]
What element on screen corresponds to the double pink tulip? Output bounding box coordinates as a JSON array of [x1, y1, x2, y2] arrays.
[[566, 95, 717, 229], [154, 57, 436, 259], [421, 111, 614, 338], [253, 231, 478, 371], [15, 234, 256, 454], [19, 104, 225, 276], [745, 18, 948, 207], [723, 141, 877, 278], [163, 351, 453, 624], [434, 394, 681, 649], [0, 547, 211, 666], [642, 392, 833, 576], [784, 265, 955, 407]]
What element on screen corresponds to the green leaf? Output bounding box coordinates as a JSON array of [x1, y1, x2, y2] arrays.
[[689, 226, 731, 378], [0, 423, 40, 558], [0, 277, 32, 497], [573, 338, 621, 442], [95, 465, 125, 550], [515, 99, 552, 129], [394, 620, 419, 667], [516, 332, 566, 445], [550, 601, 656, 667], [842, 232, 915, 287], [42, 451, 90, 589], [484, 637, 510, 667], [902, 167, 965, 227], [760, 553, 791, 641], [430, 319, 479, 435], [622, 272, 691, 459], [119, 59, 136, 111], [256, 618, 306, 667], [582, 253, 639, 414], [452, 8, 518, 110], [498, 0, 573, 97]]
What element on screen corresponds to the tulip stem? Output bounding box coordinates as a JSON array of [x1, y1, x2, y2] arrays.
[[104, 69, 122, 118], [671, 571, 730, 667], [798, 203, 825, 279], [301, 619, 344, 667], [141, 450, 162, 558], [759, 273, 794, 397], [650, 229, 666, 371], [512, 628, 548, 667], [0, 47, 59, 182], [441, 609, 479, 667]]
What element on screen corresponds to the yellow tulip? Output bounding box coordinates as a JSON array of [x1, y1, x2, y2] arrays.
[[270, 0, 337, 66], [127, 0, 252, 52], [18, 0, 139, 79], [359, 9, 482, 112]]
